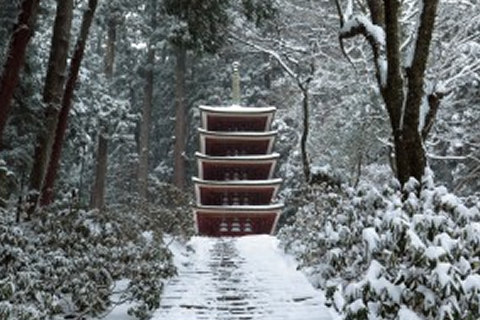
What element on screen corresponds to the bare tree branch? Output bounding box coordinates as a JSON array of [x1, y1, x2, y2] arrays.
[[229, 33, 298, 80]]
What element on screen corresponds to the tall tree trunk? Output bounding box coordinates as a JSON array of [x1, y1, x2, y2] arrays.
[[27, 0, 73, 215], [384, 0, 438, 187], [263, 53, 271, 90], [138, 4, 156, 201], [41, 0, 99, 206], [300, 86, 311, 182], [90, 129, 108, 209], [104, 11, 117, 79], [0, 0, 40, 147], [89, 2, 115, 210], [173, 45, 187, 190], [398, 0, 439, 186]]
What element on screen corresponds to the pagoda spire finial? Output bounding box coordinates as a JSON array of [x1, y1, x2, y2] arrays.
[[232, 61, 241, 105]]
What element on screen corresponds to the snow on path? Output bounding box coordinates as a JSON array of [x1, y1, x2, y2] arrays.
[[151, 235, 338, 320]]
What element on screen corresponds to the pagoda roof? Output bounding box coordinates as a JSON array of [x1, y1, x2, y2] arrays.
[[198, 127, 278, 138], [192, 177, 282, 187], [199, 104, 277, 115], [195, 151, 280, 162], [194, 203, 284, 212]]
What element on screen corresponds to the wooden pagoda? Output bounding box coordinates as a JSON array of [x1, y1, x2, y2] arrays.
[[193, 104, 283, 236]]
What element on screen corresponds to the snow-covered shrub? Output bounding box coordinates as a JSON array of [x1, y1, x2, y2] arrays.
[[0, 205, 176, 320], [0, 160, 17, 208], [146, 180, 195, 239], [279, 170, 480, 319]]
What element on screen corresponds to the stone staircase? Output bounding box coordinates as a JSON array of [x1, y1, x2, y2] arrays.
[[152, 236, 336, 320]]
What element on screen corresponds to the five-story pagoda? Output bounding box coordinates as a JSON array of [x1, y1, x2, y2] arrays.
[[193, 63, 283, 236]]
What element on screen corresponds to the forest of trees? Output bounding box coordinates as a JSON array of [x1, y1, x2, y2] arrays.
[[0, 0, 479, 319]]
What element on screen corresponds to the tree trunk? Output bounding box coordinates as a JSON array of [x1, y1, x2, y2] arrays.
[[138, 44, 155, 201], [173, 45, 187, 190], [27, 0, 73, 215], [300, 86, 311, 182], [385, 0, 438, 187], [398, 0, 439, 186], [89, 1, 114, 210], [90, 129, 108, 209], [137, 0, 157, 201], [41, 0, 99, 206], [263, 53, 271, 90], [0, 0, 40, 147], [104, 11, 117, 78]]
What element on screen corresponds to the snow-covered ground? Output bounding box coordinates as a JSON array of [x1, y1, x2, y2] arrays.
[[100, 235, 339, 320]]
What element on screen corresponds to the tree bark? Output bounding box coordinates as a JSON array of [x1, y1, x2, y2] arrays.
[[138, 3, 157, 201], [90, 129, 108, 209], [300, 86, 311, 182], [400, 0, 440, 185], [0, 0, 40, 147], [27, 0, 73, 215], [104, 9, 117, 79], [389, 0, 439, 187], [89, 0, 113, 210], [173, 45, 187, 190], [41, 0, 99, 206]]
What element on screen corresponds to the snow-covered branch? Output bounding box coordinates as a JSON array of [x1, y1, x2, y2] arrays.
[[229, 33, 297, 80], [339, 15, 387, 87]]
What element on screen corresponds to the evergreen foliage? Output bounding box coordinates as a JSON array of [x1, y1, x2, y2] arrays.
[[164, 0, 230, 53], [0, 195, 186, 320], [279, 170, 480, 319]]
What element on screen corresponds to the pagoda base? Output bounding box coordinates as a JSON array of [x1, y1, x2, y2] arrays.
[[194, 211, 279, 237]]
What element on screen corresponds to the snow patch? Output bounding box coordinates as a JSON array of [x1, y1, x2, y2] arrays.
[[425, 245, 447, 260], [398, 306, 422, 320]]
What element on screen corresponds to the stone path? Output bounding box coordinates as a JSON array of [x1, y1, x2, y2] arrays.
[[151, 235, 337, 320]]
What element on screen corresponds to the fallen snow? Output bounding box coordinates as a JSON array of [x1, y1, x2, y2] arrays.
[[425, 245, 447, 260], [96, 235, 339, 320], [398, 306, 422, 320], [463, 274, 480, 293]]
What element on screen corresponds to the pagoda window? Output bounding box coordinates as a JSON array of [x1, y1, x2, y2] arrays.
[[231, 218, 241, 232], [222, 193, 229, 205], [244, 219, 253, 232], [233, 171, 240, 180], [219, 219, 228, 232], [232, 193, 240, 205]]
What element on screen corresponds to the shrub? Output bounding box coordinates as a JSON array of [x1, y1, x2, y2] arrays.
[[0, 204, 177, 320], [279, 171, 480, 319]]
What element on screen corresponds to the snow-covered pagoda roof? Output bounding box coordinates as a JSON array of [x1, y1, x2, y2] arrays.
[[194, 203, 284, 212], [198, 127, 278, 138], [199, 104, 277, 114], [195, 151, 280, 162], [199, 105, 277, 132], [192, 177, 282, 187]]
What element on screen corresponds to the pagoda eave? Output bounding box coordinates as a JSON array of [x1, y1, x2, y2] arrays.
[[198, 128, 278, 138], [195, 151, 280, 161], [192, 177, 282, 187], [194, 203, 284, 213], [199, 104, 277, 114]]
